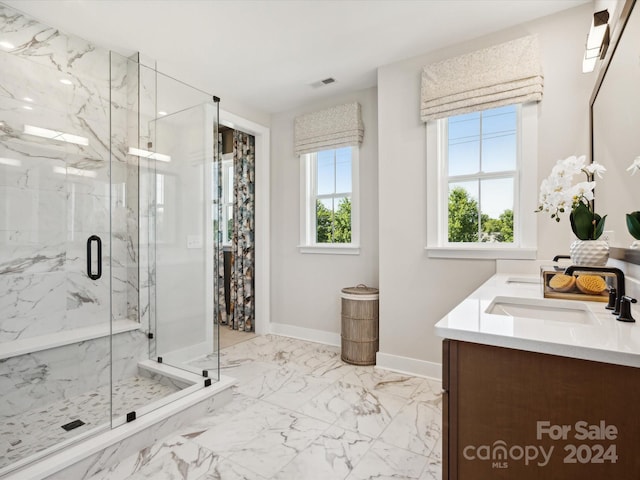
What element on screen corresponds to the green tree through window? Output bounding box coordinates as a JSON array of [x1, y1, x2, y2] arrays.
[[316, 198, 351, 243], [448, 187, 513, 242]]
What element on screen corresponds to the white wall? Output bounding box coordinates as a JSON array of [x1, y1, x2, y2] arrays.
[[270, 87, 379, 338], [377, 4, 596, 370]]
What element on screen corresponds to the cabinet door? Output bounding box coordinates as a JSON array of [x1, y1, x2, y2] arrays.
[[446, 340, 640, 479]]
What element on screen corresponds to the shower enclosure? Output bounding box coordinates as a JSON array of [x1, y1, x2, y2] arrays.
[[0, 5, 220, 475]]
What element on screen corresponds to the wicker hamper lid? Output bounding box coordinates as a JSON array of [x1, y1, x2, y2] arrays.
[[341, 284, 379, 295]]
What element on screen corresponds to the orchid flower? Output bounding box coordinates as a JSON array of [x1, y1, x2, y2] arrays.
[[536, 154, 606, 240], [627, 156, 640, 176], [585, 161, 606, 178]]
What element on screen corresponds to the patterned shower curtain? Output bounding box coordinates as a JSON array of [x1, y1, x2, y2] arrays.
[[216, 130, 255, 332]]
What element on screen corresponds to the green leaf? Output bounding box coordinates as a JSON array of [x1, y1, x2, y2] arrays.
[[570, 202, 594, 240], [594, 214, 607, 239], [627, 212, 640, 240]]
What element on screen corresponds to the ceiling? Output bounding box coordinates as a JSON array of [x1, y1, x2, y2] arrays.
[[4, 0, 591, 115]]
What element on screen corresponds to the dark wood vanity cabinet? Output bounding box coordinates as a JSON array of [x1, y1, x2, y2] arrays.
[[442, 339, 640, 479]]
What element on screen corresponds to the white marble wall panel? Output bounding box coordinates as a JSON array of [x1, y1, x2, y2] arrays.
[[0, 271, 66, 341], [0, 329, 148, 422], [0, 1, 148, 448], [65, 271, 112, 326], [0, 2, 140, 345], [0, 146, 66, 193], [0, 336, 112, 420], [111, 330, 148, 391], [0, 184, 66, 233], [0, 5, 111, 99]]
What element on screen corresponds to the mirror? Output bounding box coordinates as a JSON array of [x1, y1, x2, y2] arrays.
[[591, 0, 640, 263]]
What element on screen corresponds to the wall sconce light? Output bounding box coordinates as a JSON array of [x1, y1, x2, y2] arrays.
[[582, 9, 610, 73]]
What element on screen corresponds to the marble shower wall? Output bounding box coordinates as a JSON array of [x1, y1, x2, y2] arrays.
[[0, 4, 147, 418]]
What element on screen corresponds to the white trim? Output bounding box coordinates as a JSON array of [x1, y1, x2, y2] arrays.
[[519, 102, 538, 250], [269, 322, 341, 347], [299, 147, 360, 254], [426, 102, 538, 258], [219, 109, 270, 336], [298, 244, 361, 255], [375, 352, 442, 380], [426, 246, 537, 260]]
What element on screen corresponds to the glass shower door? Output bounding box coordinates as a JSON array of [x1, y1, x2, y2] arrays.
[[131, 61, 219, 381], [0, 44, 113, 472], [149, 83, 219, 379]]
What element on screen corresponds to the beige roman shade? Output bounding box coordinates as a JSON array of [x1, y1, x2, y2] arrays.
[[420, 35, 543, 121], [294, 102, 364, 156]]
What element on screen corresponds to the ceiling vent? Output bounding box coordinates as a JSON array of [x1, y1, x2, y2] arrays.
[[310, 77, 336, 88]]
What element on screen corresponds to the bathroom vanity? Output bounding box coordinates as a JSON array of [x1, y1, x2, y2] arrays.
[[435, 274, 640, 479]]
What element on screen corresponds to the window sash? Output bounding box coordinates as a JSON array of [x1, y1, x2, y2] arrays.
[[213, 156, 234, 245], [439, 106, 521, 246], [300, 148, 359, 253], [310, 149, 353, 244]]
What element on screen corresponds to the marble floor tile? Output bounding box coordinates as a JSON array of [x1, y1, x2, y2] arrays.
[[271, 425, 373, 480], [171, 392, 256, 438], [289, 350, 356, 381], [220, 360, 280, 385], [46, 335, 443, 479], [410, 377, 443, 403], [419, 458, 443, 480], [379, 397, 442, 457], [345, 440, 429, 480], [297, 380, 407, 438], [195, 457, 268, 480], [237, 365, 333, 410], [340, 366, 426, 399], [191, 399, 328, 459]]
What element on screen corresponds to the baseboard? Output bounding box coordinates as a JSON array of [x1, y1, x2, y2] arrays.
[[269, 322, 340, 347], [376, 351, 442, 380], [266, 324, 441, 380]]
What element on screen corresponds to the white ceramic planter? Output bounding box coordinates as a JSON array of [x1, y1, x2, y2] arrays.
[[569, 239, 610, 266]]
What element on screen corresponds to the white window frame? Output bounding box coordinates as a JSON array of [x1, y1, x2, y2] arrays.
[[426, 103, 538, 259], [213, 152, 234, 246], [299, 147, 360, 255]]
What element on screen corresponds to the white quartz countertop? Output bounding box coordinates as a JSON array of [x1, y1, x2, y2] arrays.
[[434, 272, 640, 368]]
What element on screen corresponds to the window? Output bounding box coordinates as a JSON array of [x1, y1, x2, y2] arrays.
[[426, 103, 537, 259], [299, 146, 359, 254], [213, 152, 234, 245]]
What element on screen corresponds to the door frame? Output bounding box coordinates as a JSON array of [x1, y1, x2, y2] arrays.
[[219, 109, 270, 335]]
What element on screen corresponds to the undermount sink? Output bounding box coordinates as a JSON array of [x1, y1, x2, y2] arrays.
[[486, 296, 596, 324]]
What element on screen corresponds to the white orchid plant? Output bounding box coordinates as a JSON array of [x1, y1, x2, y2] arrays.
[[536, 155, 607, 240], [626, 156, 640, 240]]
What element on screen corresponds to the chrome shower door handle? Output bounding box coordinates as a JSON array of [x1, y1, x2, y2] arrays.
[[87, 235, 102, 280]]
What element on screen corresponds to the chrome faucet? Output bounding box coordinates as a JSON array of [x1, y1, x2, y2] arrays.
[[563, 266, 626, 317]]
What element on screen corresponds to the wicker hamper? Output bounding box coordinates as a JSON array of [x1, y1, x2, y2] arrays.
[[340, 284, 379, 365]]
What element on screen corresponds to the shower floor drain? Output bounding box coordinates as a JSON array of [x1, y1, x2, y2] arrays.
[[61, 419, 85, 431]]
